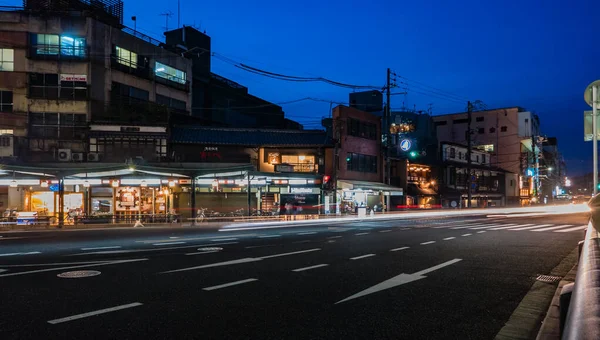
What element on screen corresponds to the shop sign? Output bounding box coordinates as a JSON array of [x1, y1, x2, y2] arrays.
[[60, 74, 87, 82], [268, 152, 280, 164], [116, 187, 140, 211], [400, 139, 412, 151], [390, 190, 403, 196], [275, 164, 294, 173], [290, 187, 313, 194]]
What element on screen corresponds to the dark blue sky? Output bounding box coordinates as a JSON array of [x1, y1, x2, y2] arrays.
[[7, 0, 598, 174]]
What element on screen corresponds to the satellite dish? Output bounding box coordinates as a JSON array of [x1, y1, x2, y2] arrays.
[[584, 80, 600, 108]]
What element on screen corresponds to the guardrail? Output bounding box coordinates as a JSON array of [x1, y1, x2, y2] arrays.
[[561, 200, 600, 339]]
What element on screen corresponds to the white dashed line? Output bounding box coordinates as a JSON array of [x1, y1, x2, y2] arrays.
[[80, 246, 121, 251], [379, 230, 392, 233], [185, 251, 220, 256], [0, 251, 41, 257], [443, 237, 456, 240], [355, 232, 369, 236], [390, 247, 410, 252], [258, 235, 281, 238], [203, 278, 258, 291], [245, 244, 276, 249], [461, 234, 472, 237], [350, 254, 376, 260], [297, 232, 317, 235], [48, 302, 143, 324], [292, 264, 329, 272], [477, 231, 486, 234], [420, 241, 436, 245], [210, 238, 238, 242], [152, 242, 185, 246]]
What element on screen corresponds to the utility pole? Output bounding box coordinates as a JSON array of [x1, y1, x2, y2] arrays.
[[386, 68, 391, 186], [466, 101, 473, 208]]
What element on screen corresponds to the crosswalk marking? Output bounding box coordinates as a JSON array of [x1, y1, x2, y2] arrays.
[[468, 225, 504, 230], [531, 225, 573, 232], [507, 224, 552, 231], [487, 224, 528, 230], [555, 225, 588, 233]]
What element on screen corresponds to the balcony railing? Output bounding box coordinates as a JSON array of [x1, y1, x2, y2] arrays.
[[154, 74, 190, 92], [28, 44, 89, 60]]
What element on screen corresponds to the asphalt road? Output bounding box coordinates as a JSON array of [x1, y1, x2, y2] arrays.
[[0, 211, 589, 340]]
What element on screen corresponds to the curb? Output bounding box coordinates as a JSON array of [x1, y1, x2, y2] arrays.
[[535, 263, 578, 340], [495, 246, 579, 340]]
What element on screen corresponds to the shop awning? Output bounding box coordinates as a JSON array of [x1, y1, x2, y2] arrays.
[[338, 180, 403, 192], [407, 184, 438, 196]]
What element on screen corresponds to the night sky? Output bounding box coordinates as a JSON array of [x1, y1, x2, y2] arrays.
[[5, 0, 599, 175]]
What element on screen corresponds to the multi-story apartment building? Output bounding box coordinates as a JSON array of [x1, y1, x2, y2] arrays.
[[433, 107, 542, 204]]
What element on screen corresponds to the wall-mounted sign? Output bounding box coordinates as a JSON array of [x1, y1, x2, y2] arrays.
[[268, 152, 280, 164], [290, 187, 313, 194], [275, 164, 294, 173], [204, 147, 218, 152], [60, 74, 87, 82], [116, 187, 140, 211], [400, 139, 412, 151]]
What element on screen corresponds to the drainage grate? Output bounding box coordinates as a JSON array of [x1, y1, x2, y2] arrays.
[[57, 270, 101, 278], [197, 247, 223, 252], [536, 274, 562, 283]]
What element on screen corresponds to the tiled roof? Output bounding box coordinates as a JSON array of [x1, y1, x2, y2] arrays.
[[171, 126, 332, 147]]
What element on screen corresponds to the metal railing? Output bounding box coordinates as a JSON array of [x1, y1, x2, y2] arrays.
[[561, 200, 600, 339]]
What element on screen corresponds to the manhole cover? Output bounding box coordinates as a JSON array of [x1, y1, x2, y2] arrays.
[[57, 270, 101, 278], [536, 274, 562, 283], [197, 247, 223, 252]]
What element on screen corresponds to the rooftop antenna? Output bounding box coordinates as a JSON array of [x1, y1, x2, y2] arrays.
[[160, 11, 173, 31]]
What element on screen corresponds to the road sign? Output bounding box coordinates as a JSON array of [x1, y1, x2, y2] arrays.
[[400, 139, 412, 151], [585, 80, 600, 108], [584, 110, 600, 141]]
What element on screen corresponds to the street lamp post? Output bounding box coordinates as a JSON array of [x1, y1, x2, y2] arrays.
[[585, 81, 600, 195]]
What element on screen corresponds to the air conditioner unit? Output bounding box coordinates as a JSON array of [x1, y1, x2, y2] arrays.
[[71, 153, 84, 162], [57, 149, 71, 162], [87, 153, 100, 162]]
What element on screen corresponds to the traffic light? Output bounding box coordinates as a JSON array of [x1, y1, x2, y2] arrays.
[[409, 151, 418, 158], [322, 175, 333, 191]]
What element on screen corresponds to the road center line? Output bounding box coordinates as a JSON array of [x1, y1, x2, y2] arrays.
[[0, 251, 41, 257], [203, 278, 258, 291], [390, 247, 410, 252], [443, 237, 456, 240], [292, 264, 329, 272], [80, 246, 122, 251], [152, 241, 185, 246], [355, 232, 369, 236], [48, 302, 143, 324], [350, 254, 376, 260], [420, 241, 436, 245], [0, 259, 148, 278]]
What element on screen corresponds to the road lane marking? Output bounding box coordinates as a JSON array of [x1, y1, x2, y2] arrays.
[[48, 302, 143, 324], [450, 224, 489, 229], [461, 234, 472, 237], [327, 236, 342, 239], [136, 234, 255, 243], [477, 231, 487, 234], [185, 251, 221, 256], [508, 224, 552, 231], [390, 247, 410, 252], [80, 246, 122, 251], [203, 278, 258, 291], [297, 232, 317, 235], [169, 237, 179, 239], [355, 232, 369, 236], [0, 259, 148, 278], [210, 238, 238, 242], [486, 224, 523, 230], [292, 264, 329, 272], [0, 251, 41, 257], [336, 259, 462, 304], [555, 225, 588, 233], [245, 244, 277, 249], [258, 235, 281, 238], [468, 225, 502, 230], [531, 224, 573, 232], [0, 260, 110, 267], [379, 230, 392, 233], [350, 254, 376, 260], [443, 237, 456, 240], [259, 248, 321, 260], [162, 248, 321, 274], [152, 241, 185, 246], [70, 242, 238, 256], [420, 241, 436, 245]]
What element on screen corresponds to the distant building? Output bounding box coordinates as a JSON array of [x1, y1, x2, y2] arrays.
[[349, 90, 384, 114], [433, 107, 542, 204]]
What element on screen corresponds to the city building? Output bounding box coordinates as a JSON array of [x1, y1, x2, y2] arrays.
[[438, 142, 518, 207], [433, 107, 542, 205], [329, 105, 402, 213]]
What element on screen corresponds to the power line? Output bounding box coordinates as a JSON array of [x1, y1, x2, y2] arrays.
[[398, 75, 469, 101]]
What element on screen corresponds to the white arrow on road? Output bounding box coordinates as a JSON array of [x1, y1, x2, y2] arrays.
[[335, 258, 462, 304]]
